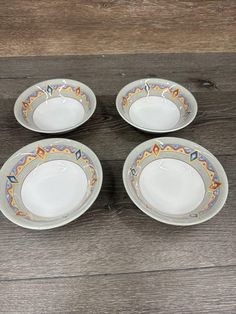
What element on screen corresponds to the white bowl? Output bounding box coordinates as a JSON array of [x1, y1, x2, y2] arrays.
[[14, 79, 96, 133], [123, 137, 228, 226], [116, 78, 198, 133], [0, 138, 103, 229]]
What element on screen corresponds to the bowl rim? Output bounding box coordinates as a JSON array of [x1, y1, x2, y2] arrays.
[[0, 138, 103, 230], [116, 78, 198, 133], [123, 137, 228, 226], [14, 78, 97, 134]]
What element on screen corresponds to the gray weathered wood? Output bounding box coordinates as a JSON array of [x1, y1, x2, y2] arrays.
[[0, 91, 236, 163], [0, 267, 236, 313], [0, 53, 236, 98], [0, 53, 235, 313], [0, 156, 235, 280]]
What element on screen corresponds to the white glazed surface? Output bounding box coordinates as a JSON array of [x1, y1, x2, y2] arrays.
[[14, 79, 96, 134], [123, 137, 228, 225], [0, 138, 103, 229], [21, 160, 88, 218], [129, 96, 180, 130], [33, 97, 85, 131], [139, 158, 205, 215], [116, 78, 198, 133]]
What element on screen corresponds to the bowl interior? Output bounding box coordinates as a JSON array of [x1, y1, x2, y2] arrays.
[[0, 139, 102, 229], [116, 79, 197, 132], [14, 79, 96, 133], [123, 138, 228, 225]]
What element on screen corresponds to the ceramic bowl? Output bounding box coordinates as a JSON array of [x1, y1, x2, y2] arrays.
[[116, 78, 198, 133], [14, 79, 96, 133], [0, 138, 103, 229], [123, 137, 228, 225]]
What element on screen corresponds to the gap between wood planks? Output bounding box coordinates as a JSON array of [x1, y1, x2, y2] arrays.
[[0, 264, 235, 283]]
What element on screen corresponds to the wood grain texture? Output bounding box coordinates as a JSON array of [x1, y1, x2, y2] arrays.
[[0, 53, 236, 97], [0, 92, 236, 162], [0, 53, 235, 161], [0, 0, 236, 57], [0, 53, 235, 312], [0, 156, 235, 281], [1, 267, 236, 313]]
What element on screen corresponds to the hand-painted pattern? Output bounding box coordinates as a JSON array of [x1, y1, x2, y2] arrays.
[[22, 84, 88, 119], [130, 143, 221, 213], [6, 145, 98, 218], [122, 84, 189, 111]]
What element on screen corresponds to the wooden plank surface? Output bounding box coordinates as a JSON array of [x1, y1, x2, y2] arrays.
[[0, 53, 236, 97], [1, 267, 236, 313], [0, 0, 236, 57], [0, 92, 236, 162], [0, 53, 235, 312], [0, 156, 235, 281]]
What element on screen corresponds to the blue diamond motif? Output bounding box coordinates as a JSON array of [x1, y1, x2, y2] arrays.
[[47, 85, 53, 95], [190, 151, 198, 161], [172, 144, 180, 149], [144, 83, 150, 92], [76, 149, 82, 160], [184, 147, 192, 153], [7, 175, 18, 183], [130, 168, 137, 176]]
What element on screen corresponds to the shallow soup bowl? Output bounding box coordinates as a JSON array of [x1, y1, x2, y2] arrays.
[[123, 137, 228, 226], [14, 79, 96, 134], [116, 78, 198, 133], [0, 138, 103, 229]]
